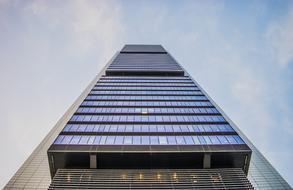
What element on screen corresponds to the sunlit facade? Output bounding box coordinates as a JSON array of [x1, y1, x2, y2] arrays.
[[5, 45, 291, 189]]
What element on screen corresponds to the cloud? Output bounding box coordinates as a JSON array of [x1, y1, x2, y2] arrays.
[[23, 0, 125, 58], [0, 0, 124, 188], [0, 0, 292, 187], [133, 1, 293, 184], [266, 4, 293, 66]]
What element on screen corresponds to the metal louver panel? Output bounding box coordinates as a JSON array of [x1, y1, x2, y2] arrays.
[[121, 44, 166, 53], [49, 168, 253, 189]]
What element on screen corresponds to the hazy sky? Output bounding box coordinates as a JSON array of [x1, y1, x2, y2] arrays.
[[0, 0, 292, 188]]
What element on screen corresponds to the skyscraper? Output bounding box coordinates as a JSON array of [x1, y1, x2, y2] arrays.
[[5, 45, 291, 189]]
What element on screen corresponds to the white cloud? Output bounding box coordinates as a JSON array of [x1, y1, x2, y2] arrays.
[[0, 0, 292, 187], [0, 0, 124, 188], [24, 0, 125, 58], [266, 5, 293, 66]]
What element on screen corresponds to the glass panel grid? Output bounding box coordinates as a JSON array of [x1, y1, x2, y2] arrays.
[[63, 124, 234, 133], [54, 135, 245, 145]]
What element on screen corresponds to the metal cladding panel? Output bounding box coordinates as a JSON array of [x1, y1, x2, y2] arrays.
[[108, 45, 182, 75], [106, 53, 184, 76], [49, 168, 254, 189], [108, 53, 181, 70], [121, 44, 166, 53]]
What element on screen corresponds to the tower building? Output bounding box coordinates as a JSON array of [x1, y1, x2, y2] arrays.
[[5, 45, 291, 189]]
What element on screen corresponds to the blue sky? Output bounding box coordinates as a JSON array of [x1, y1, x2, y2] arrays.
[[0, 0, 292, 188]]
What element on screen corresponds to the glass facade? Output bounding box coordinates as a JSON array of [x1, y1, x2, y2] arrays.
[[81, 101, 212, 107], [63, 124, 234, 133], [76, 107, 219, 114], [54, 135, 245, 145], [5, 45, 291, 189]]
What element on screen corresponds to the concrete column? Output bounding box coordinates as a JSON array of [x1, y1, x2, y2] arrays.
[[203, 153, 211, 169], [90, 154, 97, 169]]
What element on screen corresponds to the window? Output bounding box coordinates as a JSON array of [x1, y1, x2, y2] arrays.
[[176, 136, 185, 144], [125, 125, 133, 132], [159, 136, 168, 144], [54, 135, 65, 144], [79, 136, 90, 144], [53, 135, 245, 145], [106, 136, 115, 144], [226, 136, 237, 144], [141, 136, 150, 144], [70, 136, 81, 144], [157, 125, 165, 132], [233, 136, 245, 144], [209, 136, 220, 144], [184, 136, 194, 144], [99, 136, 107, 144], [63, 136, 73, 144], [124, 136, 132, 144], [167, 136, 176, 144], [93, 136, 101, 144], [86, 125, 95, 132], [150, 136, 159, 145], [218, 136, 229, 144], [203, 136, 212, 144], [88, 136, 95, 144], [198, 136, 206, 144], [115, 136, 124, 145], [63, 125, 71, 132], [192, 136, 200, 144], [133, 136, 141, 145]]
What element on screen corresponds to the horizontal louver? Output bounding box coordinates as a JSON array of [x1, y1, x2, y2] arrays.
[[49, 168, 253, 189]]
